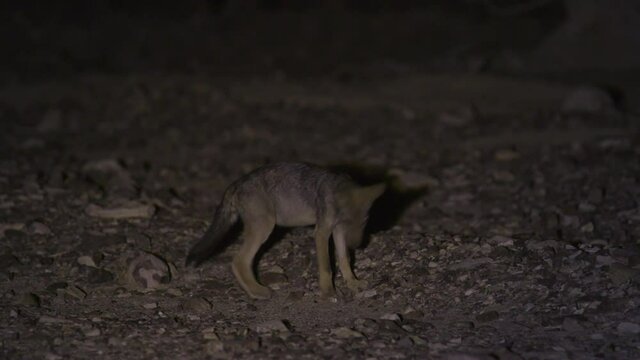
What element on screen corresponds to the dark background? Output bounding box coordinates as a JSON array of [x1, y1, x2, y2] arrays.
[[3, 0, 640, 81]]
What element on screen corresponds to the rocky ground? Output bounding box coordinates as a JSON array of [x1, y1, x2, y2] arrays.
[[1, 70, 639, 359]]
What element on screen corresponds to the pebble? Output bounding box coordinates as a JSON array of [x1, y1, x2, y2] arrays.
[[39, 316, 72, 325], [437, 104, 477, 127], [488, 235, 515, 247], [81, 266, 115, 284], [166, 288, 183, 297], [125, 252, 171, 289], [331, 327, 364, 339], [83, 327, 101, 337], [492, 170, 515, 182], [396, 336, 414, 347], [380, 313, 402, 322], [475, 311, 499, 323], [204, 340, 225, 355], [580, 222, 594, 233], [607, 264, 638, 285], [59, 284, 87, 300], [181, 297, 212, 313], [255, 320, 290, 333], [201, 327, 220, 340], [27, 221, 52, 235], [356, 289, 377, 299], [494, 149, 520, 161], [143, 302, 158, 309], [448, 257, 492, 271], [561, 85, 616, 114], [85, 202, 155, 220], [77, 256, 97, 267], [260, 272, 288, 287], [617, 322, 640, 334], [15, 293, 41, 307]]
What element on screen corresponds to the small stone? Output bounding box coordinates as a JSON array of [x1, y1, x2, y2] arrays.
[[39, 316, 72, 325], [617, 322, 640, 334], [580, 222, 594, 233], [125, 251, 172, 290], [143, 302, 158, 309], [526, 239, 560, 251], [182, 297, 212, 313], [83, 327, 101, 337], [410, 335, 428, 345], [255, 319, 290, 333], [82, 158, 137, 198], [267, 265, 285, 274], [488, 235, 515, 247], [475, 311, 499, 323], [0, 252, 21, 270], [77, 256, 97, 267], [167, 288, 183, 297], [287, 290, 305, 301], [38, 109, 62, 132], [107, 337, 124, 346], [84, 267, 115, 284], [15, 293, 40, 307], [201, 327, 219, 340], [492, 170, 515, 182], [397, 336, 414, 347], [331, 326, 364, 339], [562, 85, 616, 114], [562, 317, 584, 332], [204, 340, 225, 355], [587, 188, 604, 204], [356, 289, 377, 298], [260, 272, 288, 287], [85, 202, 155, 220], [437, 104, 477, 127], [27, 221, 52, 235], [607, 264, 639, 285], [494, 149, 520, 161], [596, 256, 616, 266], [403, 308, 425, 320], [561, 215, 580, 228], [578, 202, 596, 212], [448, 257, 493, 271], [9, 309, 18, 317], [380, 313, 402, 322], [60, 285, 87, 300]]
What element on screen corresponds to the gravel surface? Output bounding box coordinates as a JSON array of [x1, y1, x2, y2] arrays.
[[1, 72, 639, 359]]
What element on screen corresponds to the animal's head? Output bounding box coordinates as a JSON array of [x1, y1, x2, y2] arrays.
[[336, 183, 386, 247]]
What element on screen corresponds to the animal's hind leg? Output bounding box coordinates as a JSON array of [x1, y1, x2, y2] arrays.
[[231, 201, 275, 299], [314, 222, 335, 298]]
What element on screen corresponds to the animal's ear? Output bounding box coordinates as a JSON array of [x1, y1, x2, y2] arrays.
[[353, 183, 386, 207]]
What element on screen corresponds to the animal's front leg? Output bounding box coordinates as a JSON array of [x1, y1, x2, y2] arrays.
[[314, 223, 335, 298], [333, 226, 368, 293]]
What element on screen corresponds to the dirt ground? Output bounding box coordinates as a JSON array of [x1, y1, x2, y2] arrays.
[[2, 5, 640, 360]]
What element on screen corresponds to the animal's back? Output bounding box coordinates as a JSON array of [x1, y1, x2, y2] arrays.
[[231, 163, 351, 226]]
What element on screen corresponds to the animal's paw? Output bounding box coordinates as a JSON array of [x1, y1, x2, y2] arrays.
[[320, 284, 337, 300]]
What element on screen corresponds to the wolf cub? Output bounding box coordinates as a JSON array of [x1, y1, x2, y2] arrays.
[[186, 162, 385, 299]]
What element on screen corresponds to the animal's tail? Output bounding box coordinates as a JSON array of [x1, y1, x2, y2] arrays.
[[186, 192, 238, 267]]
